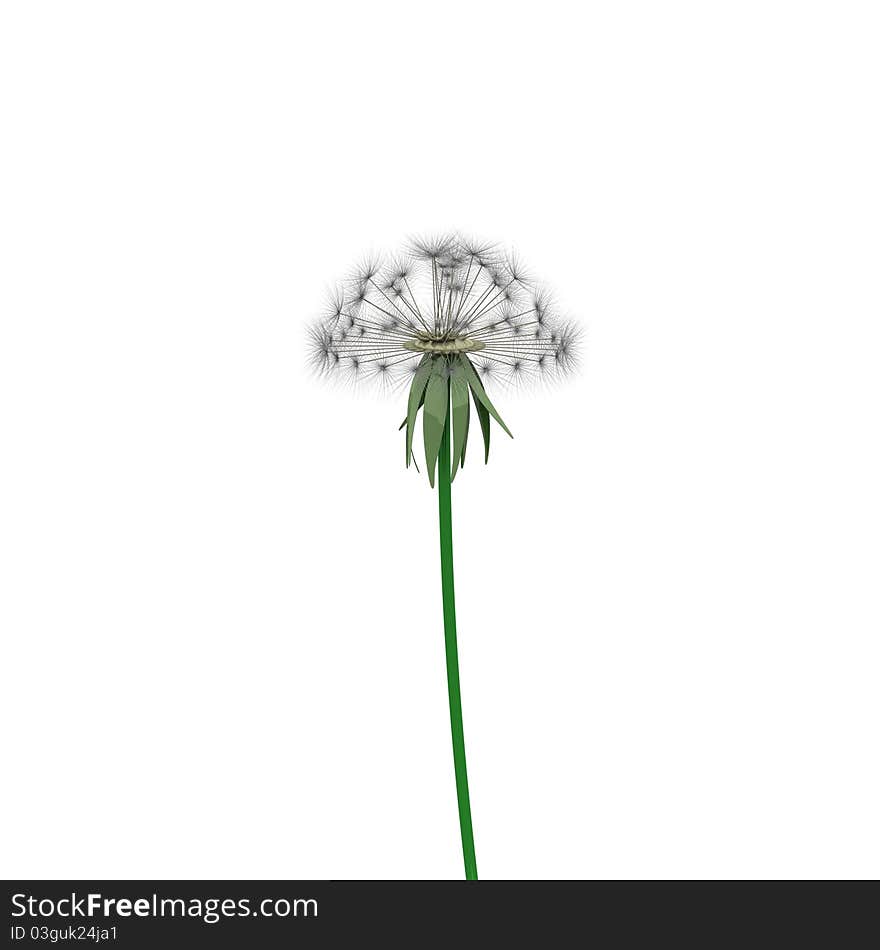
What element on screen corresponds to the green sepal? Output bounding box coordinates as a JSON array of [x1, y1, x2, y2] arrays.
[[405, 356, 432, 468], [461, 357, 513, 438], [423, 360, 449, 488], [460, 400, 469, 469], [472, 392, 491, 463], [400, 413, 422, 469], [450, 373, 470, 481]]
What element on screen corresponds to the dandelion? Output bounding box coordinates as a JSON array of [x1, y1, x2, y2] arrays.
[[309, 233, 581, 879]]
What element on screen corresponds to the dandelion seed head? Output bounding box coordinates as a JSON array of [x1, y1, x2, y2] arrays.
[[307, 233, 582, 394]]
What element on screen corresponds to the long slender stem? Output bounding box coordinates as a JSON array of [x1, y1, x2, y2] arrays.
[[437, 397, 478, 880]]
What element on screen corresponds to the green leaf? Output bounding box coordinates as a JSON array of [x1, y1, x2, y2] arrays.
[[450, 374, 470, 481], [405, 357, 432, 468], [423, 361, 449, 488], [472, 389, 491, 463], [460, 357, 513, 438]]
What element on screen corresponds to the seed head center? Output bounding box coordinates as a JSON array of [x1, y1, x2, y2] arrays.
[[404, 336, 486, 354]]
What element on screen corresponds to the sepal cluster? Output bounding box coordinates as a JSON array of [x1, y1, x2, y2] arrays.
[[403, 354, 513, 487]]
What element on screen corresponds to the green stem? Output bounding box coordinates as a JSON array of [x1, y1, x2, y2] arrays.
[[437, 397, 478, 880]]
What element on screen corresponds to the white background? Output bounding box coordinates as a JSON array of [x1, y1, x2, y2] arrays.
[[1, 1, 878, 880]]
